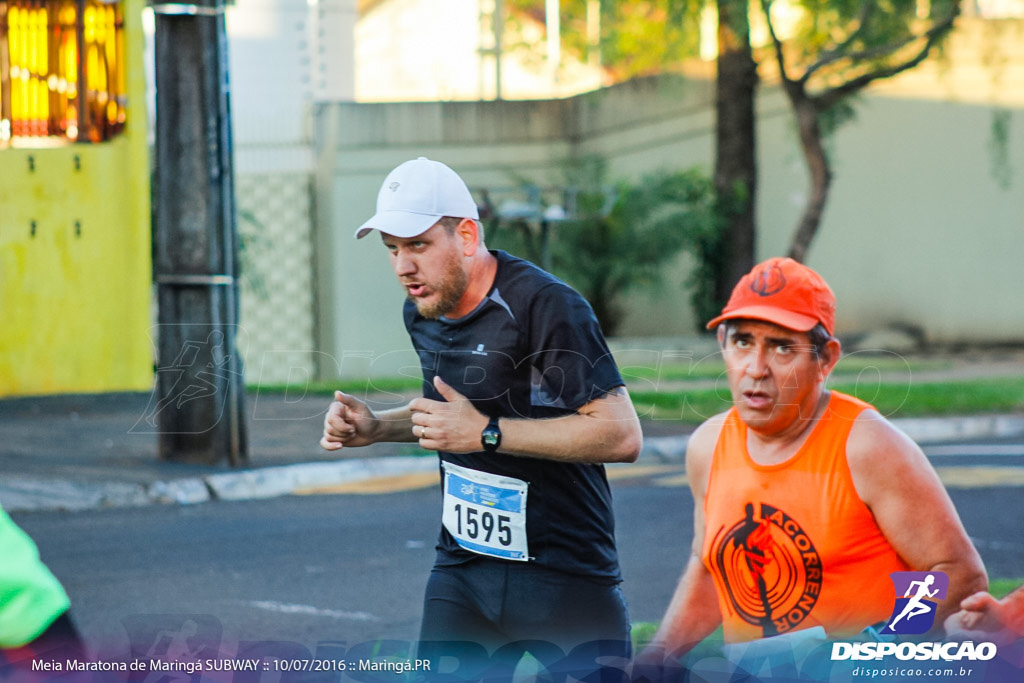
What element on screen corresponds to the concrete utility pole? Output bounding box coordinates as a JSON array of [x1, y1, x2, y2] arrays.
[[151, 0, 248, 466]]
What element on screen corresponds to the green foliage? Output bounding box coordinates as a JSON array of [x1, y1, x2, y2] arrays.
[[504, 0, 703, 80], [599, 1, 703, 78], [622, 354, 952, 382], [988, 108, 1013, 190], [505, 0, 957, 91], [692, 179, 748, 327], [815, 96, 858, 138], [762, 0, 959, 107], [487, 159, 719, 336], [630, 376, 1024, 424], [630, 621, 659, 650], [237, 208, 272, 300], [990, 578, 1024, 600]]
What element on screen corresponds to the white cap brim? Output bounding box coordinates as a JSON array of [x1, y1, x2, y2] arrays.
[[354, 210, 443, 239]]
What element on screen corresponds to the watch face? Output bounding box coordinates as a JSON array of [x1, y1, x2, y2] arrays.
[[482, 430, 500, 447]]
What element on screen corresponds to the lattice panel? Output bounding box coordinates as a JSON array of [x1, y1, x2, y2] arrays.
[[235, 173, 316, 387]]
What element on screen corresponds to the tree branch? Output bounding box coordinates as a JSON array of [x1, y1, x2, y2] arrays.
[[804, 0, 875, 81], [813, 10, 957, 111], [834, 10, 953, 68], [761, 0, 795, 86]]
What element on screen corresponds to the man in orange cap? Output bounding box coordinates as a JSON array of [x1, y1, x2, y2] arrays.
[[644, 257, 987, 658]]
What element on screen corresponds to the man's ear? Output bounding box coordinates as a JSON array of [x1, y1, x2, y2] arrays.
[[457, 218, 480, 256], [819, 338, 842, 376]]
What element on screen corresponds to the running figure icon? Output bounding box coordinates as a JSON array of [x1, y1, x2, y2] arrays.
[[889, 574, 940, 630]]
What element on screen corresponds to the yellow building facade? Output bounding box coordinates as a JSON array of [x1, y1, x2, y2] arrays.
[[0, 0, 152, 396]]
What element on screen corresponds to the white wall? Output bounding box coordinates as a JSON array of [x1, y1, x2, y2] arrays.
[[226, 0, 356, 173], [758, 94, 1024, 341], [313, 65, 1023, 376]]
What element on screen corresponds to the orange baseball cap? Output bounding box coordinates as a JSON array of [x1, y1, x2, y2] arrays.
[[706, 257, 836, 335]]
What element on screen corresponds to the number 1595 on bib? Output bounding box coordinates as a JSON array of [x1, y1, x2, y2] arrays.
[[441, 462, 529, 561]]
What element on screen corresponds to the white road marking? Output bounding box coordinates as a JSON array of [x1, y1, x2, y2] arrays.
[[924, 444, 1024, 457], [247, 600, 379, 622]]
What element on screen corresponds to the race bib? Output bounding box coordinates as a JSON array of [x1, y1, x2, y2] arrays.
[[441, 462, 529, 561]]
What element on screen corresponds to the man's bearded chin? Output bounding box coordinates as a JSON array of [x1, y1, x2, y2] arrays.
[[411, 268, 468, 320]]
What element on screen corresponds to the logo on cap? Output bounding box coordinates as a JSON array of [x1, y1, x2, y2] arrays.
[[354, 157, 480, 240], [751, 263, 787, 297]]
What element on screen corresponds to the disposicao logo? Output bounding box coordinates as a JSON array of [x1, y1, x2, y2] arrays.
[[830, 571, 999, 664], [830, 641, 997, 662], [882, 571, 949, 635]]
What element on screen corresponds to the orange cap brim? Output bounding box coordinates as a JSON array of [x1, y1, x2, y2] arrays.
[[706, 305, 821, 333]]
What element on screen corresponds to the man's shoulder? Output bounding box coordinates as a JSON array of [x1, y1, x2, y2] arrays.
[[494, 250, 579, 301], [846, 405, 901, 441], [825, 391, 900, 444], [845, 404, 921, 468], [492, 252, 599, 333], [685, 412, 731, 495], [827, 389, 878, 416], [687, 412, 731, 459]]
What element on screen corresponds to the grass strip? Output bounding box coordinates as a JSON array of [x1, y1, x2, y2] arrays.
[[621, 355, 951, 383], [251, 376, 1024, 424], [630, 377, 1024, 424]]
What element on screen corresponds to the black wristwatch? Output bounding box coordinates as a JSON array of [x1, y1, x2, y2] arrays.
[[481, 417, 502, 453]]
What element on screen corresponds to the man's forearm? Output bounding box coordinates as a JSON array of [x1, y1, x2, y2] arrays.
[[372, 406, 417, 443], [406, 383, 642, 461], [648, 559, 722, 659], [498, 413, 641, 463], [935, 559, 988, 627], [496, 389, 642, 464]]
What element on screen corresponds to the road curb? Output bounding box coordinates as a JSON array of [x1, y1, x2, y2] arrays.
[[1, 477, 154, 513], [4, 415, 1021, 514], [2, 456, 439, 514], [204, 456, 438, 501], [893, 414, 1024, 444], [637, 414, 1024, 463]]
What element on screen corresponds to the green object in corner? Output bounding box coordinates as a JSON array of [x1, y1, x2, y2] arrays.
[[0, 506, 70, 648]]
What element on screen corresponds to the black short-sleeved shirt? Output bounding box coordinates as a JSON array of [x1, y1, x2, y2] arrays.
[[404, 250, 626, 581]]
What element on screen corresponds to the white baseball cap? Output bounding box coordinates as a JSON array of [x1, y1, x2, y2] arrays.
[[354, 157, 480, 239]]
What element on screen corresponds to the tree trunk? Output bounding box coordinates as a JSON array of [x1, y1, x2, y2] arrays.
[[714, 0, 759, 302], [784, 84, 831, 264]]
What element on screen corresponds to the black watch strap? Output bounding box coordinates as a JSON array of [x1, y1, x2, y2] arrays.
[[481, 417, 502, 453]]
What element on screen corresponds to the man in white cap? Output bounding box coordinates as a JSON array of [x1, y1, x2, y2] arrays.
[[321, 158, 643, 670]]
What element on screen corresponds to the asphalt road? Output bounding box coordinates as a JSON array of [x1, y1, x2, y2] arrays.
[[14, 439, 1024, 663]]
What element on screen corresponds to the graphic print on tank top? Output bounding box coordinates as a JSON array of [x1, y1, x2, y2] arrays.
[[709, 501, 823, 637]]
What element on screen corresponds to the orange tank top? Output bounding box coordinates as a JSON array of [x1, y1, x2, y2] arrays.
[[701, 391, 910, 642]]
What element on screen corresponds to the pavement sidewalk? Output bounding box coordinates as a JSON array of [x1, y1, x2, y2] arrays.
[[0, 390, 436, 513], [3, 375, 1024, 514]]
